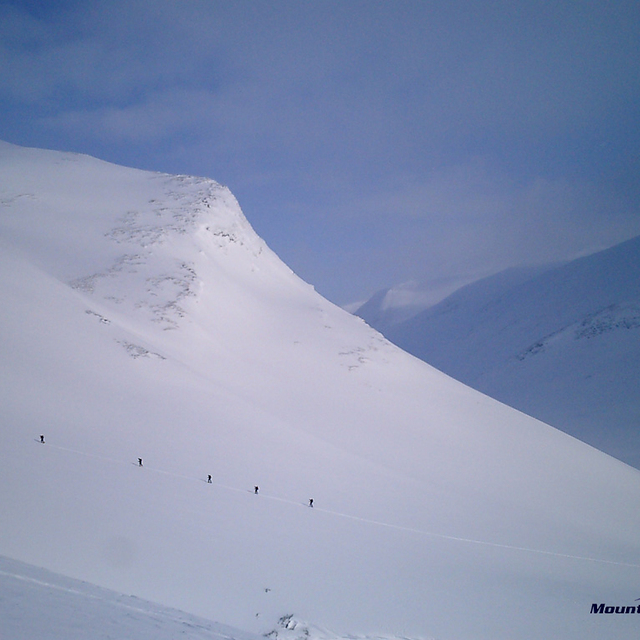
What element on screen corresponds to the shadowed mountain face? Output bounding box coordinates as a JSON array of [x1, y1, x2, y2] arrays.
[[2, 141, 640, 640], [377, 237, 640, 468]]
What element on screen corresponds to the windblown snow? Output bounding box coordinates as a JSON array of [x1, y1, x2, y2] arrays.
[[1, 140, 639, 640]]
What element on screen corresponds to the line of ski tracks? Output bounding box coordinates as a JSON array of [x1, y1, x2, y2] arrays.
[[39, 441, 640, 570]]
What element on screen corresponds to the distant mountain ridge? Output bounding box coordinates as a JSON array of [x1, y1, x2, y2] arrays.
[[367, 237, 640, 467], [353, 274, 483, 334]]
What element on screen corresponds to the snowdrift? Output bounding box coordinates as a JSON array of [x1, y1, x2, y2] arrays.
[[1, 141, 639, 640]]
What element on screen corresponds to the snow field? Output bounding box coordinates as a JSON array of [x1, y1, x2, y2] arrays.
[[1, 140, 640, 640]]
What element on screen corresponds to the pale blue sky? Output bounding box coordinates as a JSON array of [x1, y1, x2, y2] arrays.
[[1, 0, 639, 304]]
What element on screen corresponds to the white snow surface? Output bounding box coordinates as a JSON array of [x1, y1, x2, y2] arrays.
[[0, 554, 262, 640], [1, 140, 640, 640]]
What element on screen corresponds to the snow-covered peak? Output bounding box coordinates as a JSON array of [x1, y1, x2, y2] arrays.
[[1, 141, 640, 640], [0, 142, 282, 329]]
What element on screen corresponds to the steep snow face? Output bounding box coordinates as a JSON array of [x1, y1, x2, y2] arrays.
[[384, 240, 640, 468], [1, 141, 640, 640]]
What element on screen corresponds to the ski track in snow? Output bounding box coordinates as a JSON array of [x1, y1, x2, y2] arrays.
[[0, 569, 156, 620], [38, 441, 640, 570], [3, 142, 640, 640], [0, 566, 249, 640]]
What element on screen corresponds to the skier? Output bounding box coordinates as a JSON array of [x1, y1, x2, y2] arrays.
[[309, 498, 314, 508], [207, 475, 212, 483], [138, 458, 143, 467], [40, 435, 45, 444], [254, 486, 259, 494]]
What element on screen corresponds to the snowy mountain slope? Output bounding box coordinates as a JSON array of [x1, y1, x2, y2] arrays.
[[382, 238, 640, 468], [1, 141, 640, 640], [353, 274, 498, 334], [0, 555, 261, 640]]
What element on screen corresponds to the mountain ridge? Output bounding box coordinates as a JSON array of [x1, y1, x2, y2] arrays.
[[1, 141, 639, 640], [380, 235, 640, 467]]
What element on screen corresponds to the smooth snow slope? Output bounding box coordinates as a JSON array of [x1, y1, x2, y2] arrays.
[[1, 141, 640, 640], [384, 241, 640, 468], [0, 554, 261, 640]]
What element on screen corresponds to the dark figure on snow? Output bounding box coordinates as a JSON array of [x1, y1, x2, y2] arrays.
[[207, 475, 212, 483], [254, 486, 259, 494], [309, 498, 314, 508], [138, 458, 143, 467], [40, 435, 45, 444]]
